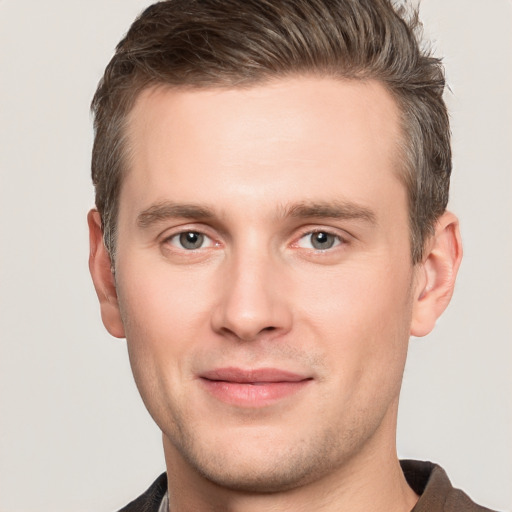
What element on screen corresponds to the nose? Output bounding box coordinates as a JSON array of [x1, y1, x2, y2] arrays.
[[211, 249, 293, 342]]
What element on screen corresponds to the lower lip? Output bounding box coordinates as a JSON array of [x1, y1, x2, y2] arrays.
[[200, 379, 311, 407]]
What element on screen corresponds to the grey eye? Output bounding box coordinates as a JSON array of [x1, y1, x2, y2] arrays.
[[310, 232, 337, 250], [179, 232, 205, 249], [297, 231, 341, 250]]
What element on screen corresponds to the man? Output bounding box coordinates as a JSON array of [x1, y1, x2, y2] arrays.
[[87, 0, 494, 510]]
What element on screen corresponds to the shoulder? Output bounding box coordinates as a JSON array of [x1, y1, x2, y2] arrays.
[[117, 473, 168, 512], [401, 460, 500, 512]]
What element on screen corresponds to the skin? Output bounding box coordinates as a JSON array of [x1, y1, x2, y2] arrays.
[[89, 77, 462, 511]]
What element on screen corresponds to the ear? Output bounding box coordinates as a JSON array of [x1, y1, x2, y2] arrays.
[[410, 211, 463, 337], [87, 209, 125, 338]]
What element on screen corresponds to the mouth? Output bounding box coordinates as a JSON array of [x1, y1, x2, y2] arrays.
[[198, 367, 313, 407]]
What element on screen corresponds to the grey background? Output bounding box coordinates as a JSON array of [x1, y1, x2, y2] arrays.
[[0, 1, 510, 510]]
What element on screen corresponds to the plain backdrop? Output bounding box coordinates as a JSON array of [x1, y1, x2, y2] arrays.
[[0, 1, 511, 511]]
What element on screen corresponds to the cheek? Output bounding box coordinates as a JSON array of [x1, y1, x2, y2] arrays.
[[115, 262, 217, 384], [115, 264, 216, 425], [118, 259, 214, 333], [294, 260, 414, 370]]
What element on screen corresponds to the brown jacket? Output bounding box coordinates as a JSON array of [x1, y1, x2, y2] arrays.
[[401, 460, 497, 512]]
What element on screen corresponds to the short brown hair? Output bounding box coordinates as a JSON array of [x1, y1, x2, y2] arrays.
[[91, 0, 451, 263]]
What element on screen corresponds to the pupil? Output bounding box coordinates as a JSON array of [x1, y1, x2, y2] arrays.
[[180, 232, 203, 249]]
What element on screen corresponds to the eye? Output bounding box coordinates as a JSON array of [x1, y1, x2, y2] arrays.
[[168, 231, 214, 250], [297, 231, 342, 250]]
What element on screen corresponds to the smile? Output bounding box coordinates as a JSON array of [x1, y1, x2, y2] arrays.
[[198, 367, 313, 407]]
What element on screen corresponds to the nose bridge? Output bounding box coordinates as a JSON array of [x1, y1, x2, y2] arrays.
[[212, 237, 291, 341]]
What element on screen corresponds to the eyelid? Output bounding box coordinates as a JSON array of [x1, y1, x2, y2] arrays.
[[293, 225, 350, 245], [297, 231, 342, 250], [168, 232, 215, 249], [158, 223, 351, 252], [160, 224, 221, 250]]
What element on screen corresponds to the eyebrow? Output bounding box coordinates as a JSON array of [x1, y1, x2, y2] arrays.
[[136, 199, 377, 228], [283, 201, 377, 224], [137, 202, 214, 228]]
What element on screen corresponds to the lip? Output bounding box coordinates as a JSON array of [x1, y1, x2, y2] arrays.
[[198, 367, 312, 407]]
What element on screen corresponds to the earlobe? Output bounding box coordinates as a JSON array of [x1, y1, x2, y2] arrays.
[[87, 209, 125, 339], [410, 211, 463, 337]]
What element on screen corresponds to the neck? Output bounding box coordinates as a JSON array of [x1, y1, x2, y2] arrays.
[[162, 404, 418, 512]]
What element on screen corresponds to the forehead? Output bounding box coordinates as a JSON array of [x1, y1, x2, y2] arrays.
[[121, 76, 405, 218]]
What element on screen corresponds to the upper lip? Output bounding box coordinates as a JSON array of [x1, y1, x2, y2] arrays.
[[199, 367, 311, 383]]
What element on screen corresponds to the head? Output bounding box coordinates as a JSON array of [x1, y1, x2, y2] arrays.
[[88, 0, 462, 502], [91, 0, 451, 265]]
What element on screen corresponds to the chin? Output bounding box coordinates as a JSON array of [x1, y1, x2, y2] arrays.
[[169, 424, 347, 494], [190, 453, 323, 493]]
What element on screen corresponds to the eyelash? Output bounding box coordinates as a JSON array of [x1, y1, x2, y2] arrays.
[[162, 227, 347, 253], [295, 230, 345, 251], [165, 230, 217, 251]]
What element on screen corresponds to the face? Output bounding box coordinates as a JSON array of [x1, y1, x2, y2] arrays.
[[106, 77, 422, 491]]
